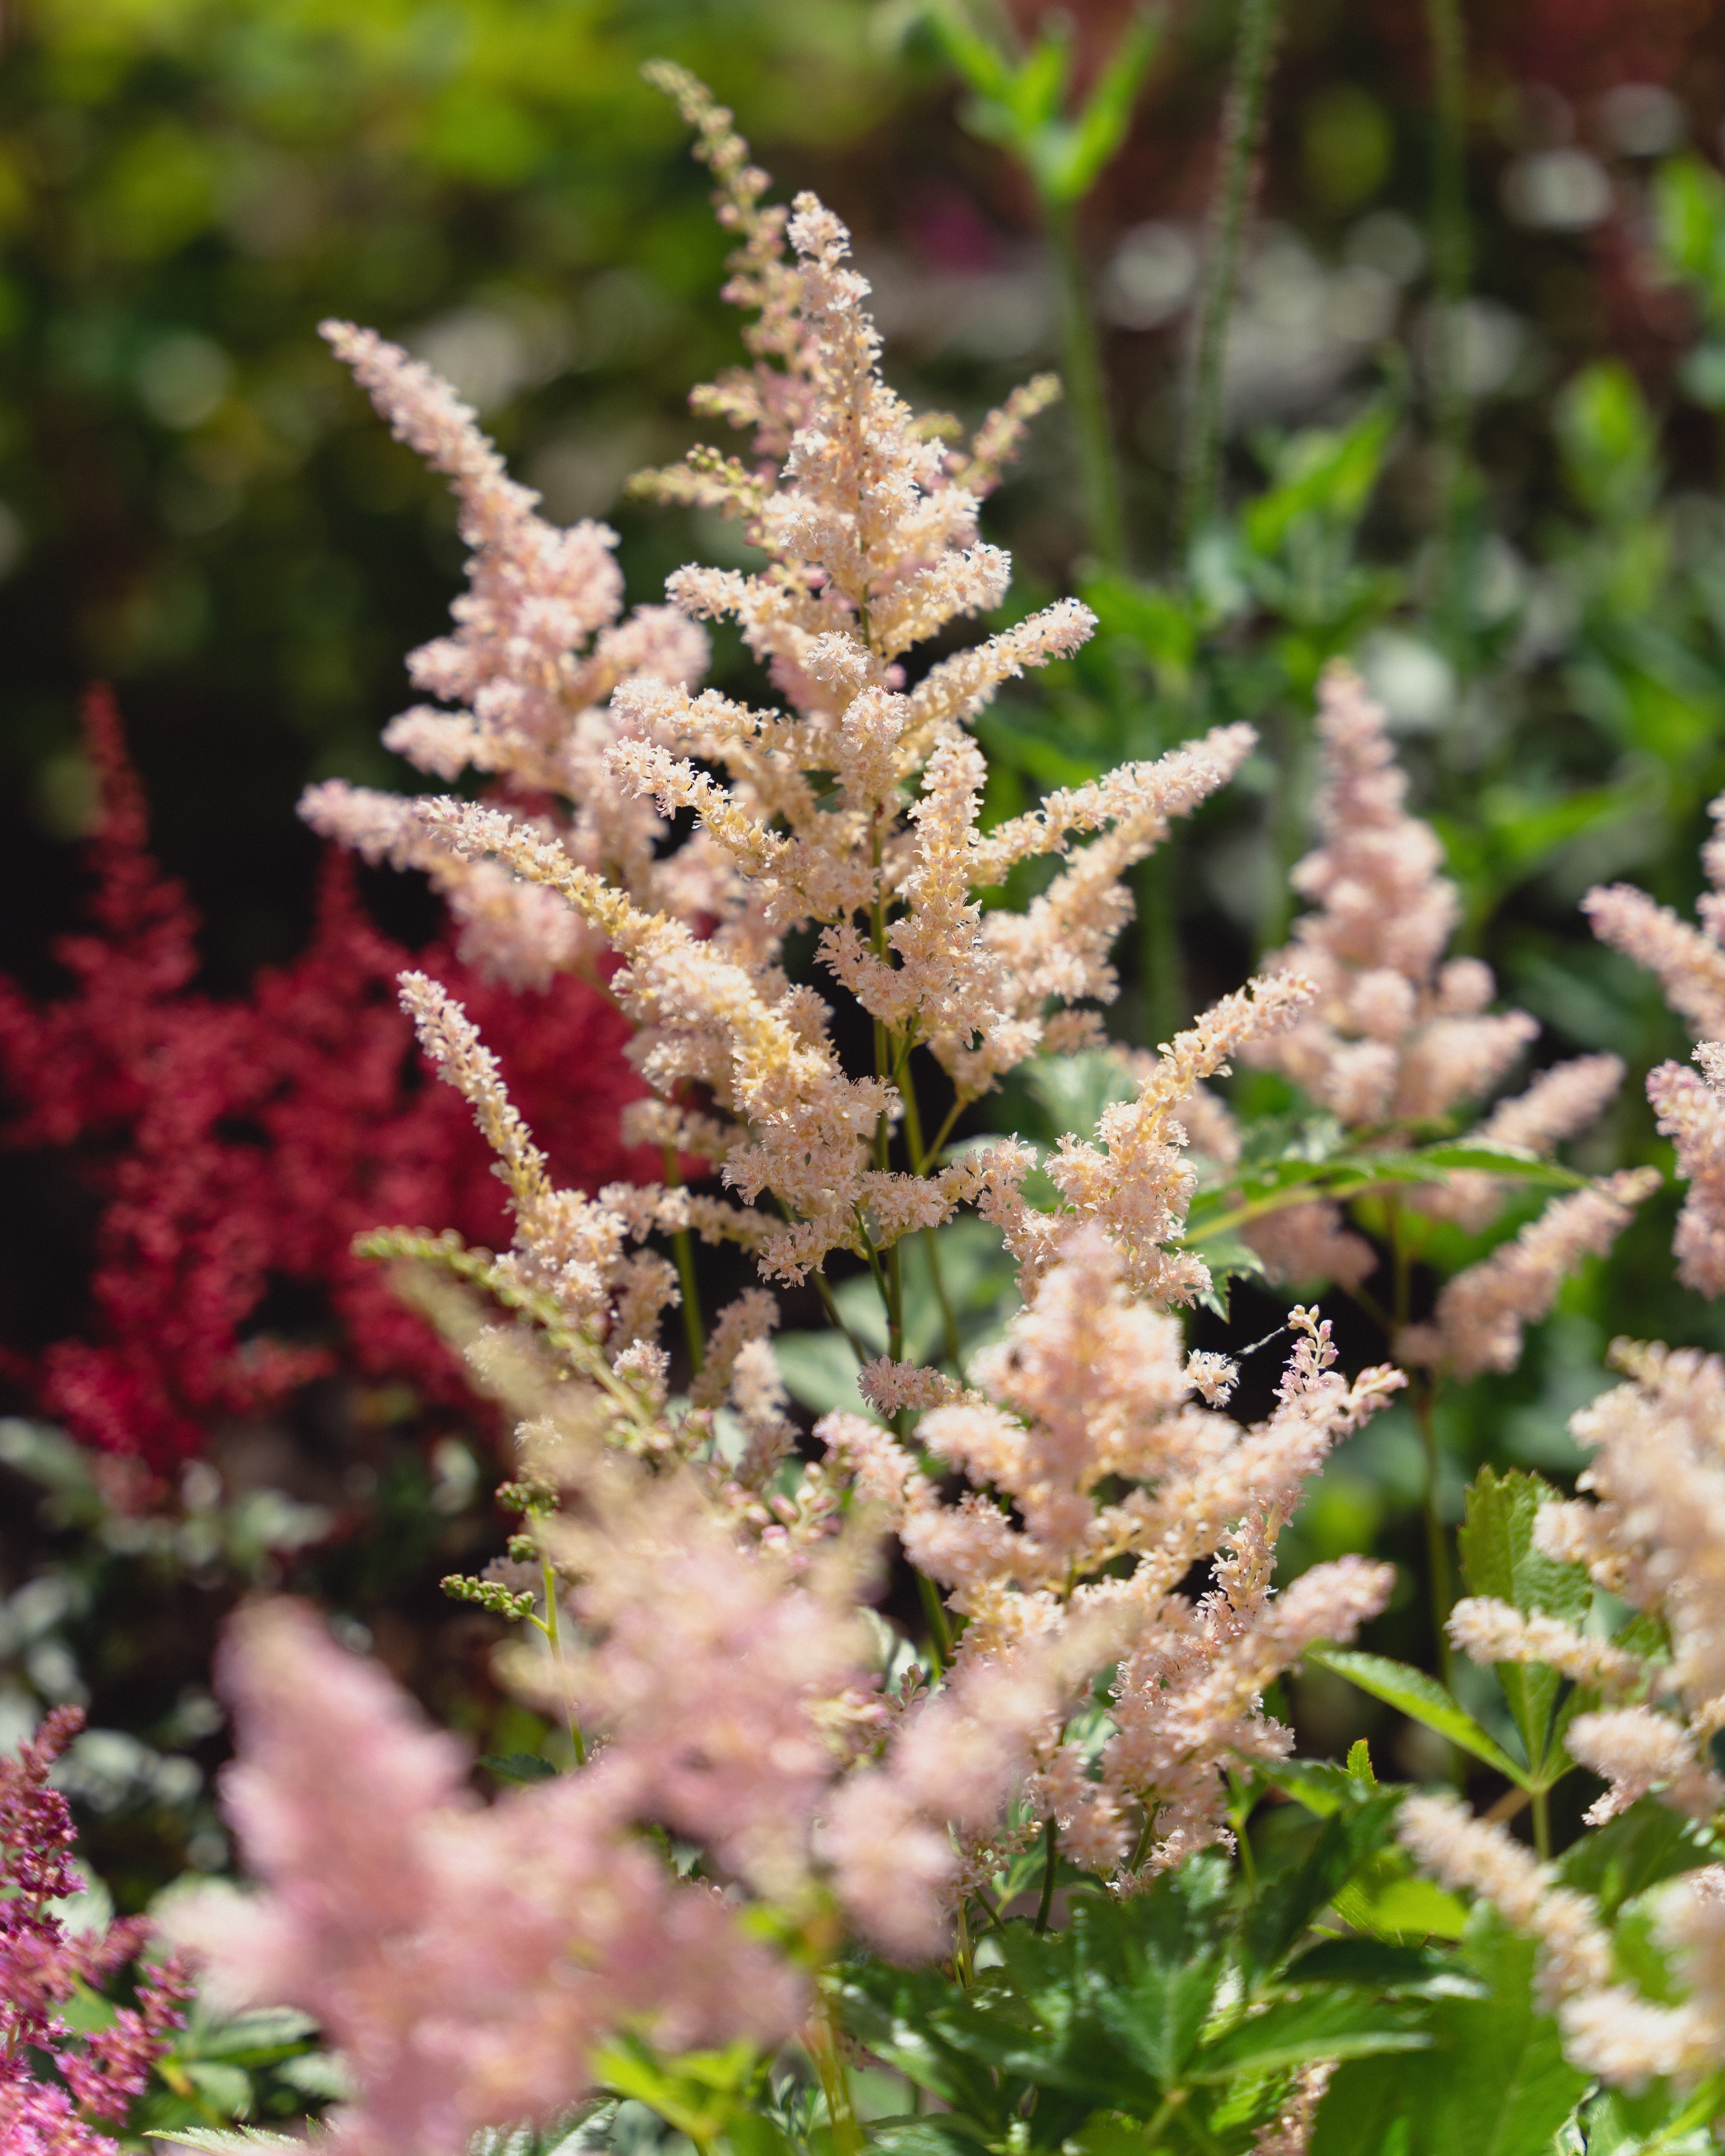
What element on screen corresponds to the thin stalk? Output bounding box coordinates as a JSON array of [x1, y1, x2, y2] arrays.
[[1136, 846, 1184, 1051], [811, 1269, 874, 1369], [1531, 1786, 1551, 1861], [913, 1094, 965, 1176], [661, 1143, 705, 1378], [1043, 196, 1126, 571], [1393, 1198, 1455, 1692], [811, 1999, 863, 2156], [1178, 0, 1283, 555], [1035, 1818, 1060, 1935], [541, 1555, 586, 1767], [917, 1570, 953, 1673], [899, 1074, 965, 1375], [1414, 1384, 1455, 1689], [1424, 0, 1471, 647]]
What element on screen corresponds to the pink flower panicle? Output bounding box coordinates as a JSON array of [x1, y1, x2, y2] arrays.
[[1239, 661, 1554, 1297], [166, 1601, 802, 2156], [819, 1239, 1400, 1934], [0, 1707, 189, 2154], [1585, 789, 1725, 1043], [1398, 1168, 1659, 1379], [1648, 1041, 1725, 1297], [0, 691, 648, 1469]]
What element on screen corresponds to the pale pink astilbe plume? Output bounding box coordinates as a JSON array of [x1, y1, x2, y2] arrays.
[[1241, 1200, 1377, 1292], [1584, 789, 1725, 1044], [301, 325, 712, 985], [1647, 1042, 1725, 1297], [1446, 1595, 1644, 1702], [1413, 1052, 1625, 1233], [1239, 661, 1545, 1293], [1565, 1706, 1723, 1824], [1542, 1339, 1725, 1740], [1397, 1168, 1658, 1379], [1031, 972, 1317, 1304], [821, 1244, 1401, 1903], [1248, 661, 1537, 1127], [0, 1708, 189, 2156], [166, 1601, 801, 2156], [1400, 1792, 1725, 2089], [1397, 1792, 1612, 2009], [521, 1454, 877, 1904]]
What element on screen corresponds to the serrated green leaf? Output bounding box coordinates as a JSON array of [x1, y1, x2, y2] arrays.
[[1330, 1859, 1471, 1943], [1281, 1937, 1478, 1996], [1410, 1143, 1589, 1186], [1457, 1467, 1590, 1778], [1258, 1757, 1361, 1816], [1311, 1916, 1588, 2156], [1192, 1992, 1428, 2081], [190, 2006, 320, 2061], [1557, 1795, 1709, 1918], [1241, 1792, 1403, 1981], [1307, 1647, 1531, 1786]]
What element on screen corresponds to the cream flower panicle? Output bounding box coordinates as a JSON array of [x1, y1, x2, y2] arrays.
[[822, 1240, 1401, 1907], [1647, 1041, 1725, 1297], [1236, 659, 1557, 1298], [1585, 787, 1725, 1044], [300, 324, 713, 985], [1247, 660, 1538, 1129], [1399, 1792, 1725, 2090], [1397, 1168, 1659, 1379]]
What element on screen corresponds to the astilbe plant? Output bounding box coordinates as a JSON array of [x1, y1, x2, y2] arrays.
[[0, 687, 651, 1474], [135, 76, 1437, 2155], [0, 1705, 188, 2152], [43, 57, 1725, 2156]]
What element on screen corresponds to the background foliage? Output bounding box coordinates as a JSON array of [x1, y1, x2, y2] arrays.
[[10, 6, 1725, 2145]]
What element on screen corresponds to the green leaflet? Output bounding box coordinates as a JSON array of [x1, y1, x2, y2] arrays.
[[1456, 1467, 1592, 1783], [922, 2, 1161, 208], [1311, 1915, 1589, 2156], [1305, 1646, 1531, 1786], [1182, 1140, 1587, 1251]]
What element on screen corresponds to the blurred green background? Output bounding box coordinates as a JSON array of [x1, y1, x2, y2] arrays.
[[2, 0, 1721, 993]]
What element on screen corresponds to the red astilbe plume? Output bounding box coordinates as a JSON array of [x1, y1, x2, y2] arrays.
[[0, 688, 649, 1472], [0, 1705, 190, 2153]]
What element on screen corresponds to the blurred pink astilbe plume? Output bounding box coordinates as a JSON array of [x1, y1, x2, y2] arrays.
[[0, 1707, 189, 2154], [1234, 660, 1622, 1310], [1397, 1166, 1659, 1379], [1588, 800, 1725, 1297], [166, 1601, 802, 2156]]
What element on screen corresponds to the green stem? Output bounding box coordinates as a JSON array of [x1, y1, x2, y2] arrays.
[[917, 1570, 953, 1673], [542, 1555, 586, 1767], [1035, 1817, 1060, 1935], [1179, 0, 1283, 555], [1414, 1384, 1455, 1689], [661, 1146, 706, 1379], [1424, 0, 1471, 648], [913, 1093, 965, 1176], [1531, 1785, 1551, 1861], [1136, 845, 1184, 1050], [1043, 195, 1126, 571], [899, 1073, 966, 1375], [811, 1269, 873, 1369]]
